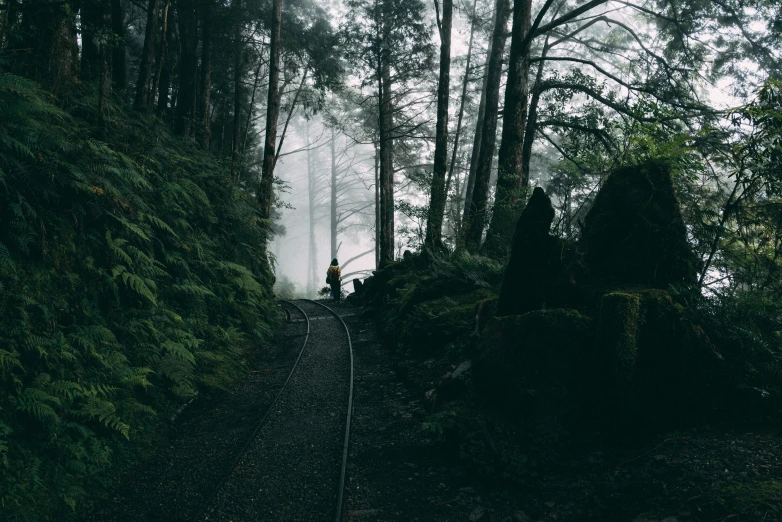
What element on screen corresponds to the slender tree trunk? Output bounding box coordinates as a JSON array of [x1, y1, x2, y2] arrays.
[[154, 2, 172, 115], [459, 33, 491, 247], [378, 48, 395, 265], [424, 0, 453, 248], [484, 0, 533, 258], [231, 0, 244, 175], [110, 0, 127, 92], [273, 64, 309, 164], [331, 131, 339, 260], [134, 0, 160, 110], [80, 0, 103, 82], [97, 14, 111, 140], [198, 0, 212, 150], [463, 0, 510, 253], [444, 0, 478, 215], [374, 139, 380, 269], [258, 0, 282, 223], [307, 121, 318, 295], [173, 0, 197, 135], [520, 39, 548, 184]]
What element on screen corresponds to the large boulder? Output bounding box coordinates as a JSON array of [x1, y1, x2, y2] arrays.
[[496, 187, 564, 316], [580, 162, 699, 288]]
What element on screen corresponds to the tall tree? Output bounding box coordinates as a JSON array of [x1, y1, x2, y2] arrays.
[[134, 0, 160, 110], [110, 0, 127, 92], [258, 0, 283, 222], [198, 0, 213, 150], [424, 0, 453, 248], [482, 0, 532, 257], [462, 0, 510, 253], [173, 0, 198, 135]]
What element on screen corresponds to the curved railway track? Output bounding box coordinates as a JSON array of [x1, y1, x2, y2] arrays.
[[197, 299, 355, 521]]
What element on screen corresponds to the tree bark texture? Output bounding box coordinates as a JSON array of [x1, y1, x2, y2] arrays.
[[198, 0, 212, 150], [424, 0, 453, 248], [154, 2, 173, 116], [331, 132, 339, 261], [378, 46, 395, 265], [80, 0, 104, 82], [134, 0, 160, 110], [484, 0, 533, 258], [110, 0, 127, 92], [258, 0, 282, 223], [173, 0, 197, 136], [445, 0, 478, 222], [463, 0, 510, 253]]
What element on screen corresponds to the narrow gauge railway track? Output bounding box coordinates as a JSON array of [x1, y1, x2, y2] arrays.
[[199, 300, 355, 522]]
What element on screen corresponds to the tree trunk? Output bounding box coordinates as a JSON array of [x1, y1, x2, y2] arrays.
[[98, 33, 110, 140], [80, 0, 103, 82], [424, 0, 453, 248], [307, 122, 318, 295], [463, 0, 510, 253], [374, 139, 380, 269], [231, 0, 244, 175], [378, 45, 395, 265], [110, 0, 127, 93], [484, 0, 533, 258], [154, 2, 173, 116], [258, 0, 282, 223], [173, 0, 197, 135], [331, 131, 339, 260], [444, 0, 478, 223], [134, 0, 160, 110], [459, 32, 491, 247], [520, 40, 548, 184], [198, 0, 212, 150]]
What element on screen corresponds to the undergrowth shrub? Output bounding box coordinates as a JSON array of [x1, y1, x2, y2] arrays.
[[0, 73, 276, 520]]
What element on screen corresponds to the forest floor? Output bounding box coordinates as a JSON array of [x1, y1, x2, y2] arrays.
[[87, 300, 782, 522]]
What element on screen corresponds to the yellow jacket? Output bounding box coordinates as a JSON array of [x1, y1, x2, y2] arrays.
[[327, 265, 341, 282]]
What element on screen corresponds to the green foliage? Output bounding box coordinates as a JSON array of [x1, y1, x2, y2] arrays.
[[0, 73, 276, 520]]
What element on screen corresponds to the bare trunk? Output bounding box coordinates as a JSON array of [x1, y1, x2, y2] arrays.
[[134, 0, 160, 110], [374, 140, 380, 269], [444, 0, 478, 219], [110, 0, 127, 92], [463, 0, 510, 253], [520, 40, 548, 184], [331, 131, 339, 260], [198, 0, 212, 150], [484, 0, 533, 258], [80, 0, 103, 82], [459, 33, 491, 247], [424, 0, 453, 248], [258, 0, 282, 223], [307, 122, 318, 295], [378, 49, 395, 265], [231, 0, 244, 175], [173, 0, 197, 135], [154, 2, 172, 116]]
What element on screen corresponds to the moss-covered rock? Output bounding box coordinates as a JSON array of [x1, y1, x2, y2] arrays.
[[474, 309, 592, 433], [580, 162, 699, 288], [497, 187, 565, 317]]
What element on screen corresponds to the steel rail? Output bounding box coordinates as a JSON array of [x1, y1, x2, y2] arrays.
[[301, 299, 355, 522], [193, 300, 311, 521]]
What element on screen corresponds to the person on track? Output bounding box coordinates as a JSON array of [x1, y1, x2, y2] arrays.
[[326, 258, 342, 302]]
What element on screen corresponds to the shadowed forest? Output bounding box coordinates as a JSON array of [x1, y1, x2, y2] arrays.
[[0, 0, 780, 520]]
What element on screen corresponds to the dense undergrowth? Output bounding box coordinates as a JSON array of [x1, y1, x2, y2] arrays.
[[362, 251, 782, 484], [0, 73, 277, 520]]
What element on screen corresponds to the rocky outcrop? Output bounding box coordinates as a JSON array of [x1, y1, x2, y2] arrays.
[[477, 162, 719, 432], [496, 187, 564, 316], [581, 162, 699, 288]]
